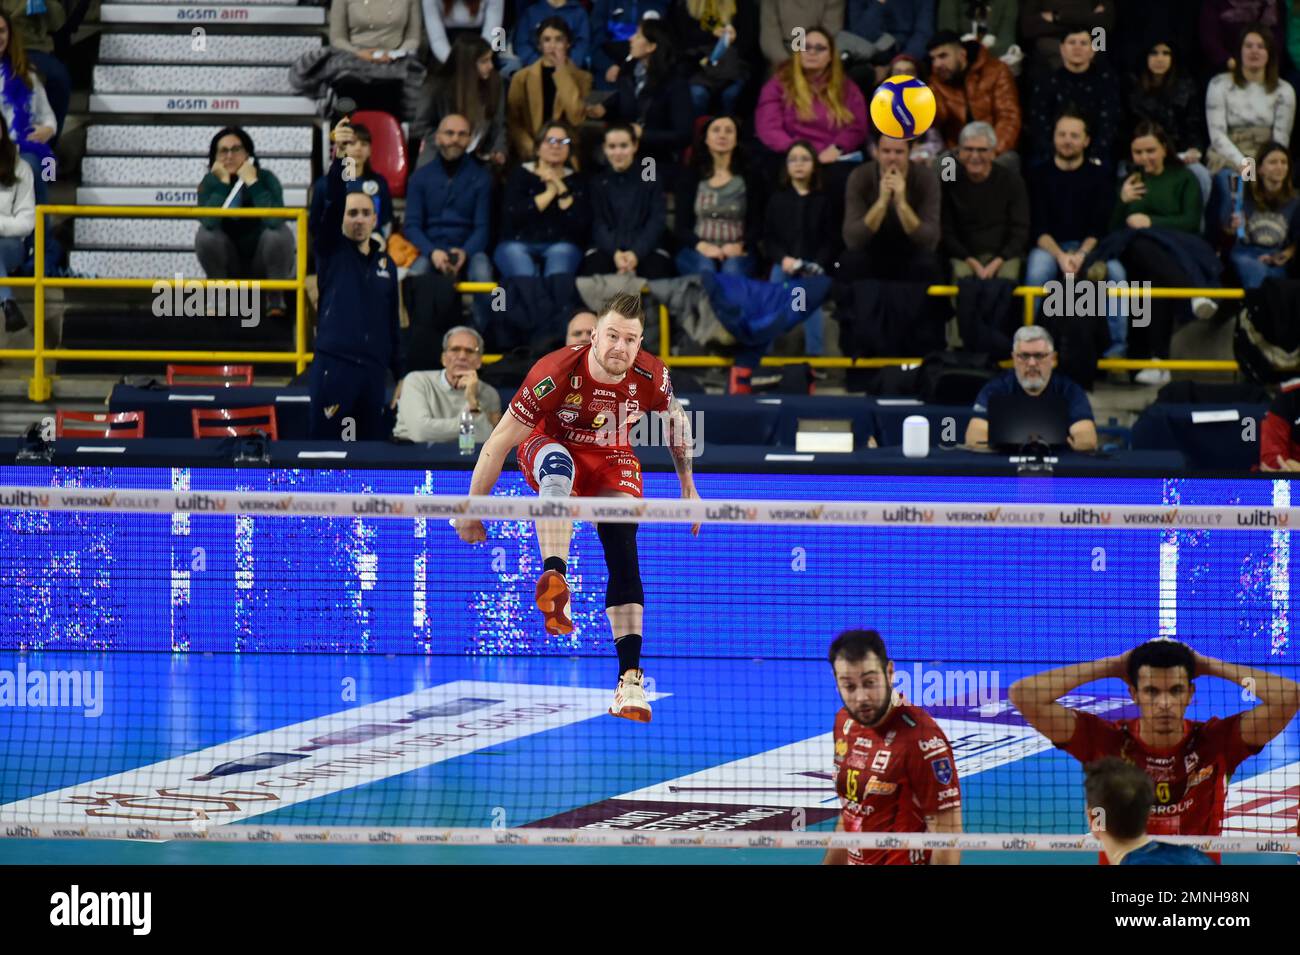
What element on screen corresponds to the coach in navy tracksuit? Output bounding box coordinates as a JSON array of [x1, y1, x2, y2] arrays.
[[309, 119, 404, 441]]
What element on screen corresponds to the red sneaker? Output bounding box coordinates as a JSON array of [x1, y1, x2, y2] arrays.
[[534, 570, 573, 635]]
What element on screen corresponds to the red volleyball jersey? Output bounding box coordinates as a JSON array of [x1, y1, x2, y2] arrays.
[[833, 701, 962, 865]]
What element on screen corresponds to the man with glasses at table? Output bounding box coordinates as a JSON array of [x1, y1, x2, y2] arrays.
[[963, 325, 1097, 450], [392, 325, 502, 445]]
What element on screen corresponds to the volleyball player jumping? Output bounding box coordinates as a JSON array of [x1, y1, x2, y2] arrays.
[[457, 293, 700, 722]]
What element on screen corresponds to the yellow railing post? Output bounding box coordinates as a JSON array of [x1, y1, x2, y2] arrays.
[[28, 206, 50, 402], [1023, 286, 1037, 327], [658, 303, 669, 362], [295, 208, 309, 375]]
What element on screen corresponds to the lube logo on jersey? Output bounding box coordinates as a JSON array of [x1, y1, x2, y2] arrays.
[[918, 736, 947, 756], [533, 377, 556, 399], [871, 750, 891, 772]]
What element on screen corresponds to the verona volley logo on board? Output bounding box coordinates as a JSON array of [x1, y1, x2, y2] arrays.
[[870, 76, 937, 140]]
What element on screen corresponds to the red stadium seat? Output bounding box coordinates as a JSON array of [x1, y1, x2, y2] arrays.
[[166, 364, 254, 387], [55, 410, 145, 439], [681, 114, 714, 167], [352, 109, 409, 198], [191, 406, 279, 440]]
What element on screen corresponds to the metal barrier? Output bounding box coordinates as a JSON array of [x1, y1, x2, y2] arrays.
[[0, 205, 1248, 400]]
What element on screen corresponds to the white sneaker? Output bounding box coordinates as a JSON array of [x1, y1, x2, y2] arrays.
[[1134, 368, 1171, 387], [609, 669, 652, 723], [1192, 296, 1219, 320]]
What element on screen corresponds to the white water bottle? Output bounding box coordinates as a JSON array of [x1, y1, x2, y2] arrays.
[[458, 407, 475, 455], [902, 415, 930, 458]]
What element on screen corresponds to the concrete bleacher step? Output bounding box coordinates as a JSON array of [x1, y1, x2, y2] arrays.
[[88, 124, 314, 157], [99, 32, 321, 64], [94, 64, 295, 94], [100, 4, 326, 26], [82, 156, 312, 187], [75, 218, 300, 251], [74, 184, 308, 206]]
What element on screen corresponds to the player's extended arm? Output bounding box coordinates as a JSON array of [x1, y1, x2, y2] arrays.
[[457, 411, 534, 544], [1008, 654, 1128, 744], [665, 396, 702, 536], [926, 807, 962, 866], [1195, 653, 1300, 747], [821, 815, 847, 866]]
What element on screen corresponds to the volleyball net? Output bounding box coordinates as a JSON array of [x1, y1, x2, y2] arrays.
[[0, 474, 1296, 855]]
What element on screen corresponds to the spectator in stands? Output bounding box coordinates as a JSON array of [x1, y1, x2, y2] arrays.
[[964, 325, 1098, 450], [841, 134, 942, 281], [1028, 28, 1123, 170], [763, 140, 834, 355], [582, 123, 672, 278], [674, 0, 748, 117], [1, 0, 68, 140], [1215, 141, 1299, 288], [602, 19, 693, 174], [674, 114, 762, 277], [935, 0, 1018, 60], [926, 30, 1021, 168], [1206, 25, 1297, 179], [1019, 0, 1115, 75], [755, 25, 869, 212], [506, 16, 593, 161], [405, 114, 493, 282], [1027, 110, 1128, 354], [878, 52, 944, 164], [1201, 0, 1281, 77], [291, 0, 425, 119], [420, 0, 505, 67], [566, 307, 597, 344], [1113, 0, 1198, 79], [310, 123, 393, 238], [941, 121, 1029, 281], [760, 0, 845, 70], [839, 0, 934, 83], [0, 117, 33, 333], [393, 325, 502, 442], [496, 121, 590, 277], [413, 35, 507, 170], [1125, 38, 1211, 202], [515, 0, 591, 68], [1105, 121, 1221, 385], [0, 11, 55, 203], [591, 0, 672, 89], [308, 119, 403, 441], [196, 127, 296, 320]]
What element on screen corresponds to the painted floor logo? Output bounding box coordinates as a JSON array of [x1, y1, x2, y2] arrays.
[[0, 664, 103, 717], [50, 885, 151, 935]]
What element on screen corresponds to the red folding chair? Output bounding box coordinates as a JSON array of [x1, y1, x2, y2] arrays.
[[351, 109, 410, 198], [166, 364, 254, 387], [55, 410, 145, 439], [191, 406, 278, 440]]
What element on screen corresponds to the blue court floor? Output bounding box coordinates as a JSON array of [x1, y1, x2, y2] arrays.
[[1, 652, 1295, 865]]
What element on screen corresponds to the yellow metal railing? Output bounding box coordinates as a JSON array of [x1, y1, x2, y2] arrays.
[[0, 205, 1251, 400]]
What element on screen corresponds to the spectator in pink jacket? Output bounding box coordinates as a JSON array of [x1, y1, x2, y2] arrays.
[[755, 26, 868, 231]]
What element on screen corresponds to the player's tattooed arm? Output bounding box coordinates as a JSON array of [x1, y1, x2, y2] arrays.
[[666, 396, 694, 481]]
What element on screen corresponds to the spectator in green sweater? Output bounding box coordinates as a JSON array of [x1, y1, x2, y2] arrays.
[[195, 127, 296, 319], [1108, 120, 1220, 384]]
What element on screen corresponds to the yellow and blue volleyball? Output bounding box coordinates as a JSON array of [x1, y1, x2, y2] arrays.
[[870, 75, 937, 141]]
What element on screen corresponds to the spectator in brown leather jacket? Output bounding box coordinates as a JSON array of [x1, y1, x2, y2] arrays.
[[926, 30, 1022, 170]]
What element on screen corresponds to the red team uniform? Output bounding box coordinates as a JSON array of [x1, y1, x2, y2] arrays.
[[509, 344, 674, 497], [1061, 712, 1264, 862], [833, 701, 962, 865]]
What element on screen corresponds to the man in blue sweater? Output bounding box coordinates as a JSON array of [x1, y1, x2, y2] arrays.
[[405, 114, 493, 283], [308, 118, 404, 441]]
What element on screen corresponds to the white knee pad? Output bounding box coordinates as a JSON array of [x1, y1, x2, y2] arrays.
[[533, 442, 574, 498]]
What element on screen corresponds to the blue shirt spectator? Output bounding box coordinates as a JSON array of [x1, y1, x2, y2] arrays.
[[403, 114, 493, 281], [516, 0, 591, 68], [848, 0, 935, 61], [972, 368, 1095, 422]]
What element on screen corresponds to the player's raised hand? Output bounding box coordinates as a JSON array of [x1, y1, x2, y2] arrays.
[[456, 518, 486, 544]]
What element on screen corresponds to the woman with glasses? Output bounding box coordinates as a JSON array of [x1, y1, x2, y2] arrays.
[[506, 16, 592, 161], [196, 127, 296, 319], [495, 121, 591, 277]]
